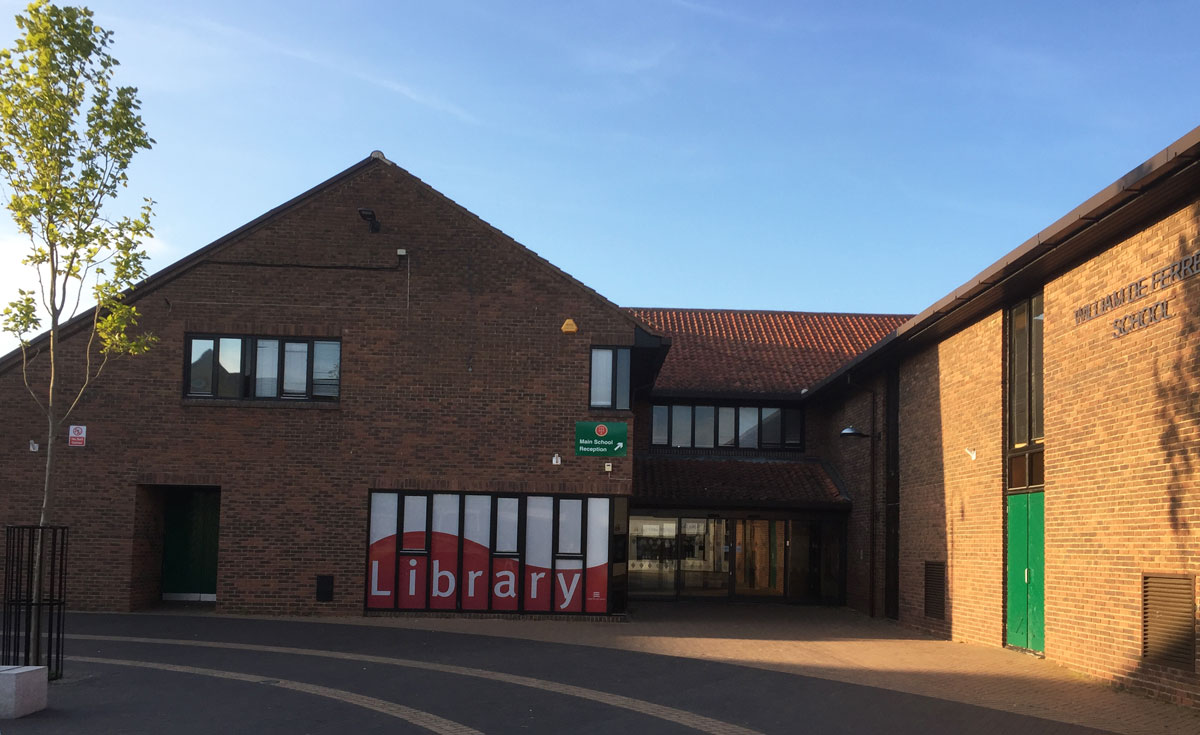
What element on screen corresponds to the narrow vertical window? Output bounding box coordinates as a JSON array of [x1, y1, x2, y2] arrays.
[[255, 340, 279, 397], [1009, 302, 1030, 448], [783, 408, 803, 447], [312, 341, 340, 398], [495, 498, 519, 553], [558, 499, 583, 555], [188, 339, 214, 395], [738, 407, 759, 448], [718, 407, 737, 447], [216, 337, 243, 398], [1030, 294, 1044, 443], [590, 349, 613, 408], [694, 406, 715, 447], [760, 407, 781, 446], [671, 405, 693, 447], [652, 405, 669, 445], [615, 348, 631, 410], [283, 342, 309, 398]]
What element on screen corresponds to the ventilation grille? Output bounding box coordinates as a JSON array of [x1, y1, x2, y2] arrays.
[[924, 561, 946, 620], [1143, 575, 1195, 670]]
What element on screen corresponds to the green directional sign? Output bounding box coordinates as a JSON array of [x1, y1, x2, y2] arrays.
[[575, 421, 628, 457]]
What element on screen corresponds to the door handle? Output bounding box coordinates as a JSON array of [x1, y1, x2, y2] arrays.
[[1025, 568, 1029, 584]]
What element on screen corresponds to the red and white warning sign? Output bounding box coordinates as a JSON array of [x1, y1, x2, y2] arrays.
[[68, 425, 86, 447]]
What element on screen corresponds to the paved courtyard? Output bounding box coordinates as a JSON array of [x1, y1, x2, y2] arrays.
[[10, 603, 1199, 734]]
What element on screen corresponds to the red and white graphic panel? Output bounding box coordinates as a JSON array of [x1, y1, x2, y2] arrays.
[[524, 496, 553, 612], [585, 497, 610, 613], [398, 495, 428, 609], [462, 495, 491, 610], [430, 494, 460, 610], [554, 559, 584, 612], [491, 498, 520, 611], [367, 493, 397, 609]]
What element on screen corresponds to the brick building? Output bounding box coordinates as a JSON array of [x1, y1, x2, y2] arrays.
[[2, 125, 1199, 707]]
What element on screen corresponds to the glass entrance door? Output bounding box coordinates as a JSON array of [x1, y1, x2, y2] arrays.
[[628, 517, 677, 596], [734, 520, 784, 596], [679, 518, 728, 596]]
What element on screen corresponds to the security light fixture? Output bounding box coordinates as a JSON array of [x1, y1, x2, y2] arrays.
[[358, 208, 380, 233], [840, 426, 869, 439]]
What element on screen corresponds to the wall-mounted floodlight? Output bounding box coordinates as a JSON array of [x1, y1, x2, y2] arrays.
[[358, 208, 380, 233], [840, 426, 869, 439]]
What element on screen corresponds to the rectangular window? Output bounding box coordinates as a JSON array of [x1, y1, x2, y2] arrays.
[[557, 499, 583, 555], [402, 495, 428, 551], [694, 406, 715, 448], [188, 339, 214, 395], [495, 497, 519, 553], [255, 339, 279, 397], [589, 347, 630, 410], [783, 407, 803, 446], [1007, 293, 1045, 491], [1009, 302, 1030, 449], [312, 341, 340, 398], [718, 407, 736, 447], [738, 407, 759, 448], [283, 342, 309, 398], [1030, 294, 1044, 442], [760, 407, 781, 446], [217, 338, 243, 398], [652, 405, 669, 445], [671, 405, 693, 447], [186, 335, 340, 402]]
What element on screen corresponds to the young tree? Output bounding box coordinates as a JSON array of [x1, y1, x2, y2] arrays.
[[0, 1, 155, 527]]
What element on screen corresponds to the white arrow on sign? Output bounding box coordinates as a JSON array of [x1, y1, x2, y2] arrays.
[[615, 442, 624, 451]]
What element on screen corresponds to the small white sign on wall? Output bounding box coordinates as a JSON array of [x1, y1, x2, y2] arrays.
[[68, 425, 86, 447]]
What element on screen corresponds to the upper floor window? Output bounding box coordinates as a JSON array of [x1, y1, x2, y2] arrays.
[[186, 335, 340, 401], [652, 403, 802, 451], [590, 347, 630, 410]]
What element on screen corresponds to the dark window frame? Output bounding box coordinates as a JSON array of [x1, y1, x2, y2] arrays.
[[184, 333, 341, 402], [1006, 295, 1044, 493], [650, 402, 804, 452], [589, 346, 631, 411]]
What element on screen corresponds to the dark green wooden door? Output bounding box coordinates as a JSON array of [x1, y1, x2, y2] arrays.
[[161, 489, 220, 598], [1006, 491, 1044, 651]]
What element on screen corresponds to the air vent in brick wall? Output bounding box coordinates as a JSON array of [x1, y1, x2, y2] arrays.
[[1142, 575, 1196, 671], [924, 561, 946, 620]]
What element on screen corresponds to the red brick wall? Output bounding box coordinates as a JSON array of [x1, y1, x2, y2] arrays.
[[897, 314, 1005, 644], [0, 159, 640, 615], [1043, 199, 1200, 706]]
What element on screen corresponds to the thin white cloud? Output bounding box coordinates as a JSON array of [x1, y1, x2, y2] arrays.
[[190, 18, 480, 124], [665, 0, 793, 31]]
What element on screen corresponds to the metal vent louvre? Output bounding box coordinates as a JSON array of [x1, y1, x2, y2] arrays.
[[924, 561, 946, 620], [1143, 575, 1196, 670]]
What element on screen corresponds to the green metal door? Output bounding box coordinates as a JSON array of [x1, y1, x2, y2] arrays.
[[161, 489, 220, 598], [1006, 491, 1044, 651]]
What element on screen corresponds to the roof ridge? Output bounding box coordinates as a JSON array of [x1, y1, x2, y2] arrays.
[[626, 306, 912, 318]]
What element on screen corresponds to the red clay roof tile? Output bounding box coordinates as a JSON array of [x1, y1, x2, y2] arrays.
[[627, 308, 909, 396]]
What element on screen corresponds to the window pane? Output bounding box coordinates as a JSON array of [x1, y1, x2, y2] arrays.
[[402, 495, 427, 550], [283, 342, 308, 397], [1009, 302, 1029, 448], [1030, 294, 1044, 442], [761, 407, 781, 446], [255, 340, 279, 398], [739, 407, 759, 448], [784, 408, 803, 445], [615, 348, 630, 410], [694, 406, 715, 447], [558, 499, 582, 555], [1009, 454, 1028, 490], [652, 405, 669, 445], [313, 341, 340, 398], [217, 338, 243, 398], [1029, 449, 1045, 487], [188, 339, 214, 395], [671, 405, 693, 447], [495, 498, 519, 553], [590, 349, 613, 407], [718, 407, 736, 446]]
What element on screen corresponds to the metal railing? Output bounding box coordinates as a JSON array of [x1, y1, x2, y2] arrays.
[[2, 525, 68, 680]]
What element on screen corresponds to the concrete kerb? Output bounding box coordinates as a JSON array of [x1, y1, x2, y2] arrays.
[[0, 665, 47, 719]]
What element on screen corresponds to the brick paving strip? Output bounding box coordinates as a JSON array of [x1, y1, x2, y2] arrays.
[[68, 655, 482, 735], [68, 635, 764, 735]]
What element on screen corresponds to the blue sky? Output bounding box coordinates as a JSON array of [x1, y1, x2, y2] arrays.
[[3, 1, 1200, 353]]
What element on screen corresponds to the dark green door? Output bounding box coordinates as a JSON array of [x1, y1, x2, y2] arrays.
[[161, 489, 220, 599], [1006, 492, 1044, 651]]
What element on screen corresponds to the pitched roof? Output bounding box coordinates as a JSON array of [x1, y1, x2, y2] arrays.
[[633, 455, 848, 509], [626, 308, 909, 397]]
